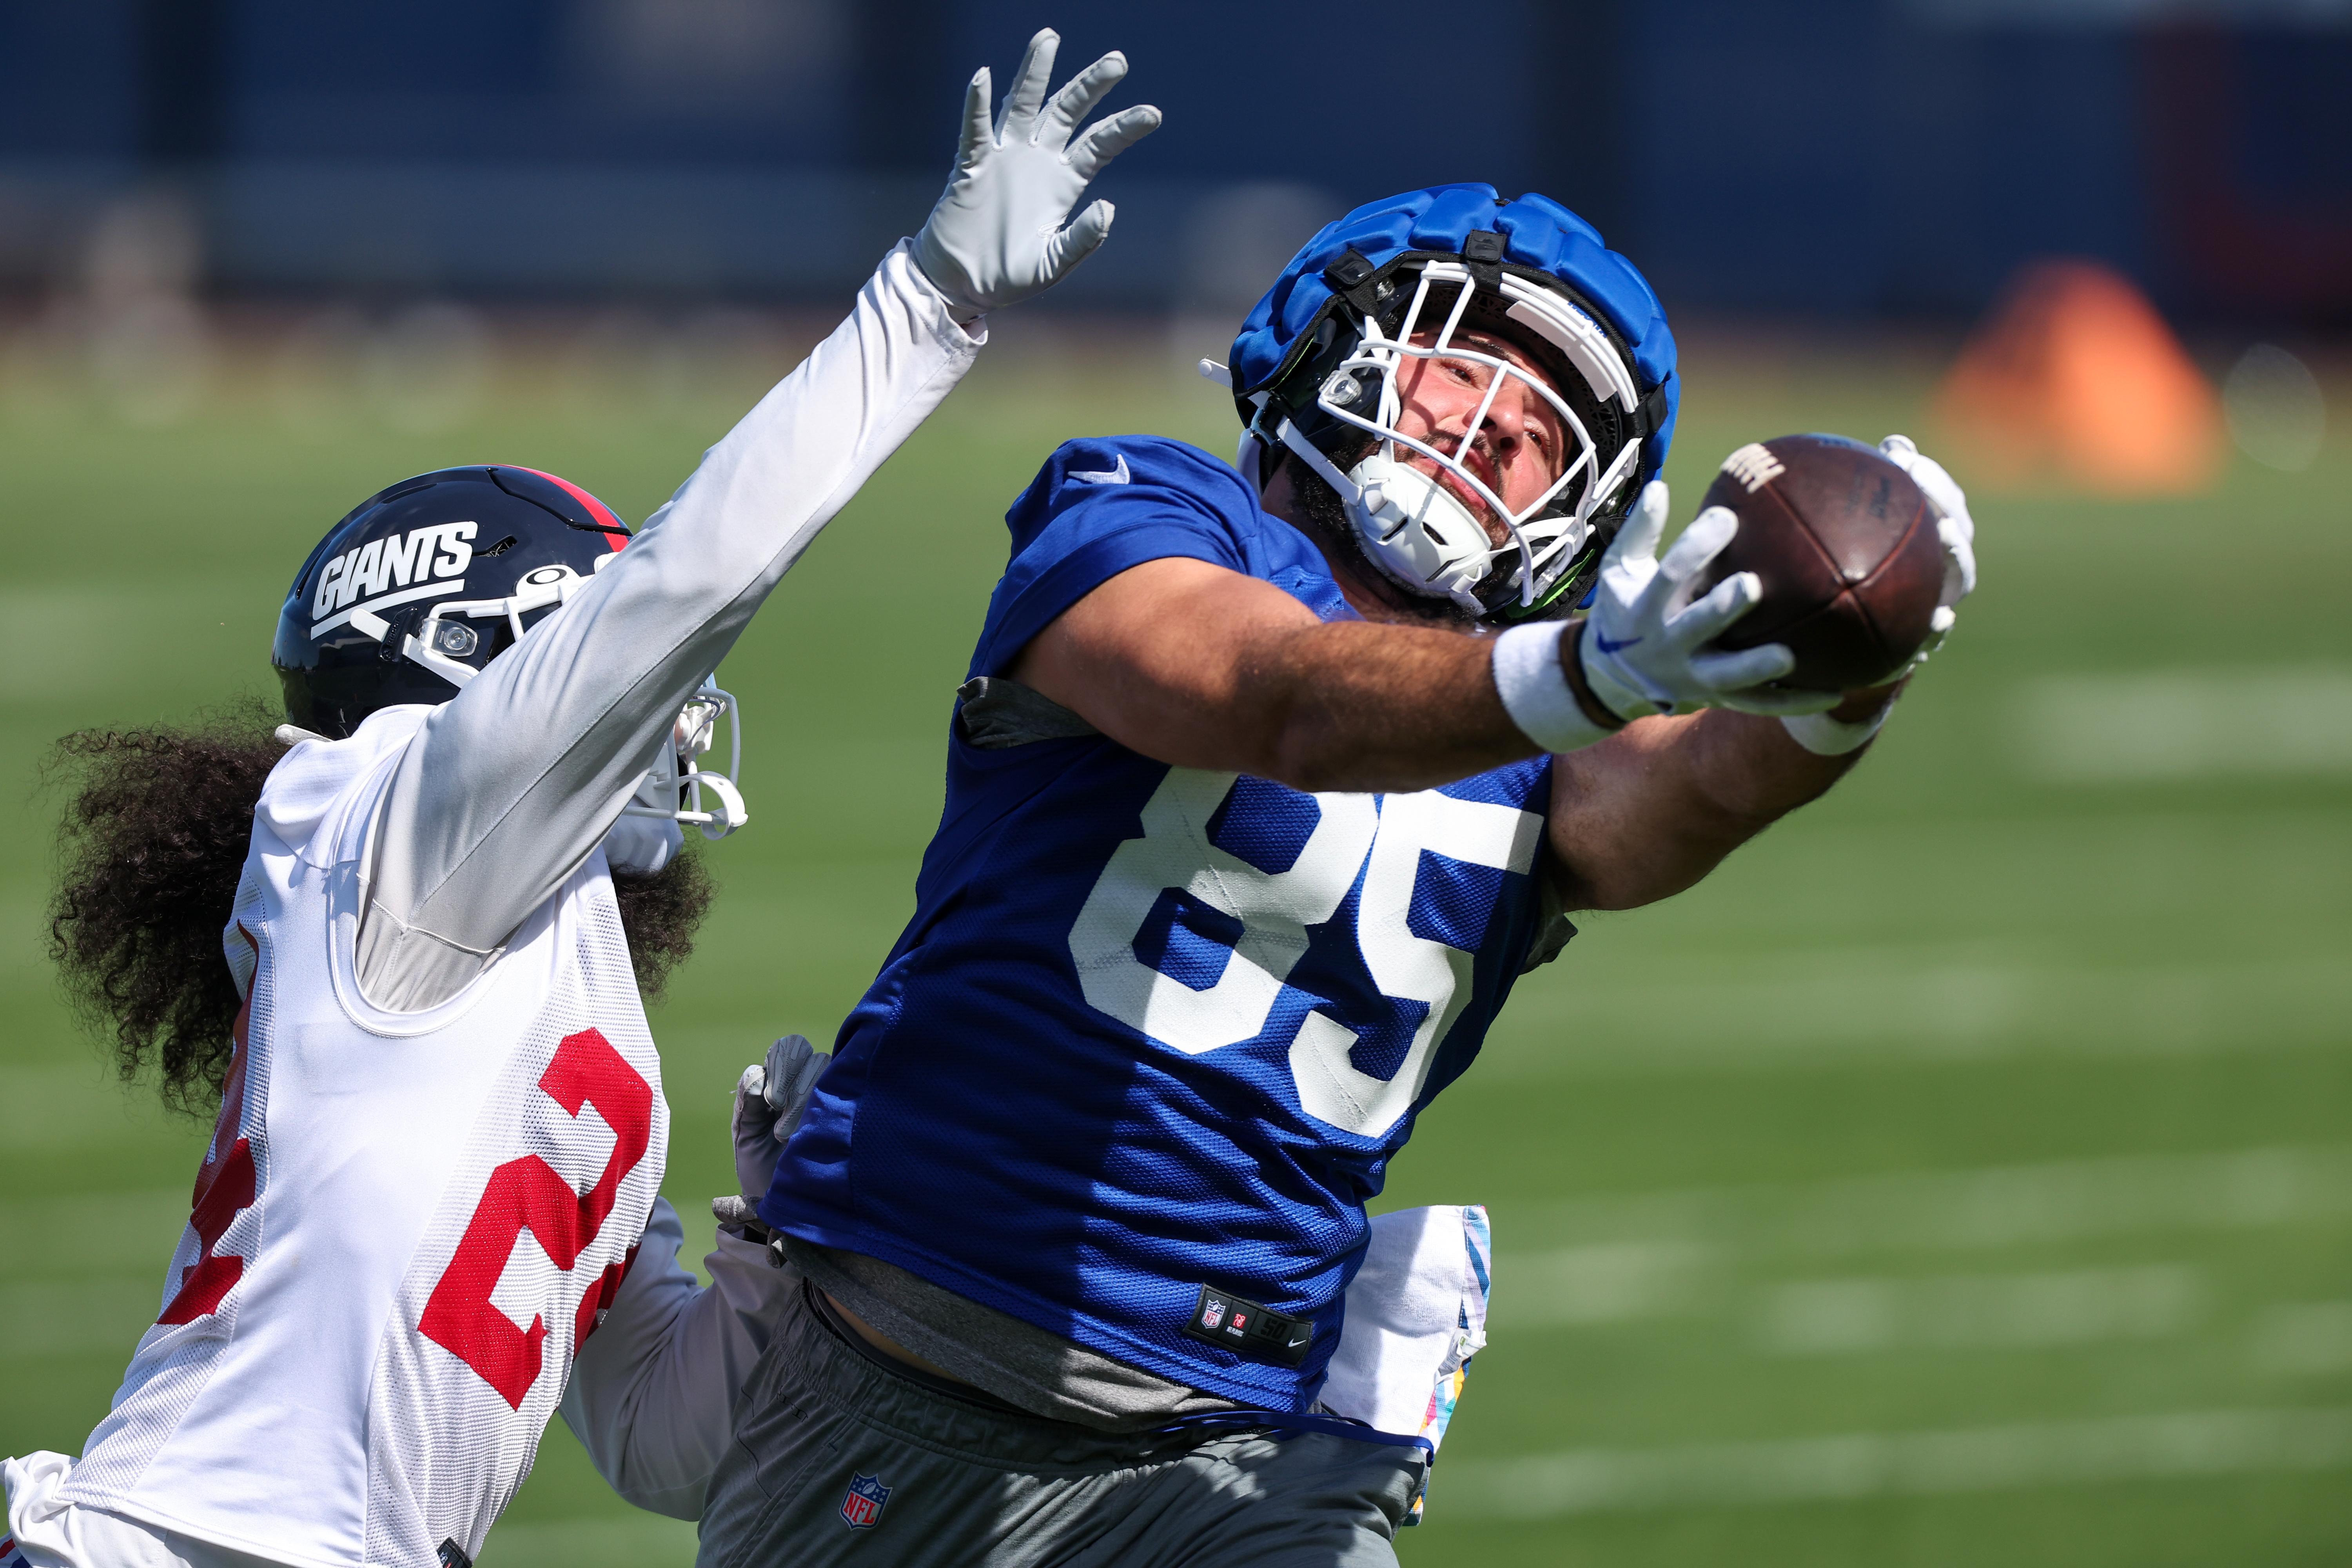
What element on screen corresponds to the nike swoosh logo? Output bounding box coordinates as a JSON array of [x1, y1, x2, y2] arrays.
[[1593, 632, 1642, 655], [1069, 454, 1131, 485], [1287, 1334, 1309, 1347]]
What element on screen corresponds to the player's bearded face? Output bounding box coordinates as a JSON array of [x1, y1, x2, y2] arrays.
[[1387, 328, 1570, 549]]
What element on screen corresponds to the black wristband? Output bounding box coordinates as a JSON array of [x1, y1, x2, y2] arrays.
[[1557, 619, 1630, 732]]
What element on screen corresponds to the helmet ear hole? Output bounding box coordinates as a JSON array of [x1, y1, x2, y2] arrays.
[[430, 621, 479, 659]]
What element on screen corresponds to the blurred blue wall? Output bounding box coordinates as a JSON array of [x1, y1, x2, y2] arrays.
[[0, 0, 2345, 319]]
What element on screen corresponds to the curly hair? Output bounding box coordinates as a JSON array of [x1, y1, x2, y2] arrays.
[[612, 840, 713, 1003], [46, 702, 714, 1117]]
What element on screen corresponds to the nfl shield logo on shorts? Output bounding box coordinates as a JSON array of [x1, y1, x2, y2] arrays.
[[840, 1472, 891, 1529]]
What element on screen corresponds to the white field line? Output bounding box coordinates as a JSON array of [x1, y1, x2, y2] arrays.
[[0, 895, 47, 980], [2018, 667, 2352, 782], [0, 589, 151, 700], [1510, 1143, 2352, 1258], [1493, 1243, 1711, 1327], [1491, 952, 2350, 1077], [1759, 1266, 2200, 1354], [2250, 1303, 2352, 1376], [1488, 1145, 2351, 1328], [1440, 1406, 2352, 1518]]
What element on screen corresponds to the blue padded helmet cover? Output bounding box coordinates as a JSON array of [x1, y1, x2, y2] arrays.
[[1230, 183, 1679, 484]]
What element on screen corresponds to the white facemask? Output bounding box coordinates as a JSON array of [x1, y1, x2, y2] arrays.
[[619, 677, 749, 841], [1270, 260, 1647, 615]]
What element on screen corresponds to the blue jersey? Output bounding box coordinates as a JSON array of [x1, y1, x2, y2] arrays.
[[763, 436, 1559, 1410]]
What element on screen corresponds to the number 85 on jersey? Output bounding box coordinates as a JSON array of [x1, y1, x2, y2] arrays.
[[1069, 768, 1543, 1141]]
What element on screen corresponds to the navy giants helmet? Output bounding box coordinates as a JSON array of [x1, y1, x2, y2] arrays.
[[1226, 184, 1678, 623], [272, 464, 746, 836]]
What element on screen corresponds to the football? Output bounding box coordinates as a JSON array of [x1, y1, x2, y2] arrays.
[[1691, 433, 1944, 692]]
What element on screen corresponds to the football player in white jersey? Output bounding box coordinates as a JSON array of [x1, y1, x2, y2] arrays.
[[2, 32, 1157, 1568]]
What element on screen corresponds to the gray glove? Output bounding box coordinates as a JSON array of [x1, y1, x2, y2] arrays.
[[912, 29, 1161, 319], [711, 1033, 826, 1238]]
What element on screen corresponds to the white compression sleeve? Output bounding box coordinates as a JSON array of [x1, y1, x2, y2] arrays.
[[356, 242, 982, 1011], [557, 1197, 799, 1520]]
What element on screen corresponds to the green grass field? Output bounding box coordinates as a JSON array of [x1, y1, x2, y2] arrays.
[[2, 315, 2347, 1566]]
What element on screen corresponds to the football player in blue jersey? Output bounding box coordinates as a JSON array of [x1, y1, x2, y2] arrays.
[[705, 186, 1979, 1566]]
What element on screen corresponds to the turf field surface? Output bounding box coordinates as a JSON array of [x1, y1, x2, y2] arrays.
[[1, 314, 2346, 1566]]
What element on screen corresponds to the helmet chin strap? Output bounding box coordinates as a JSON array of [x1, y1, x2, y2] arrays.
[[602, 810, 682, 877], [1274, 414, 1366, 506], [1274, 417, 1501, 614]]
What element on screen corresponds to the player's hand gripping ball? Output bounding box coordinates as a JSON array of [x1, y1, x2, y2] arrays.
[[1571, 479, 1840, 722], [1689, 434, 1948, 693], [1876, 433, 1978, 664]]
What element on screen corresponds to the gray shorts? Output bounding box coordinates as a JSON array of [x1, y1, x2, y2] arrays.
[[695, 1282, 1428, 1568]]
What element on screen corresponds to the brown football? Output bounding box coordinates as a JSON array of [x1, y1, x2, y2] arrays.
[[1690, 433, 1944, 693]]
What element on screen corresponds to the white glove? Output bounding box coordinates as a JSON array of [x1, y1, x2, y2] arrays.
[[1575, 480, 1840, 721], [1877, 434, 1976, 664], [711, 1033, 826, 1236], [912, 29, 1162, 320], [1774, 437, 1975, 756]]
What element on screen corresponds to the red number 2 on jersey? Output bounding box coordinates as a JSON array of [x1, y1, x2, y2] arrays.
[[160, 927, 260, 1326], [417, 1027, 652, 1410]]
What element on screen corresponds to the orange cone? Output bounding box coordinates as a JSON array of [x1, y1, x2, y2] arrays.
[[1934, 260, 2222, 496]]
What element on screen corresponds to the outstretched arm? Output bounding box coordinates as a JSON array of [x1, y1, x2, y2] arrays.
[[1009, 557, 1532, 793], [1010, 558, 1884, 909], [1539, 441, 1975, 908], [359, 246, 982, 1009], [358, 32, 1158, 1011], [1542, 688, 1895, 911], [1011, 463, 1966, 913]]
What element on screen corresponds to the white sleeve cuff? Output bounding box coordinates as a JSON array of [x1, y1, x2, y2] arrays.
[[1492, 622, 1615, 755], [1780, 704, 1891, 756]]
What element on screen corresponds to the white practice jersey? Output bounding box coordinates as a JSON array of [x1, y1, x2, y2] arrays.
[[2, 242, 983, 1568], [54, 710, 663, 1568]]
